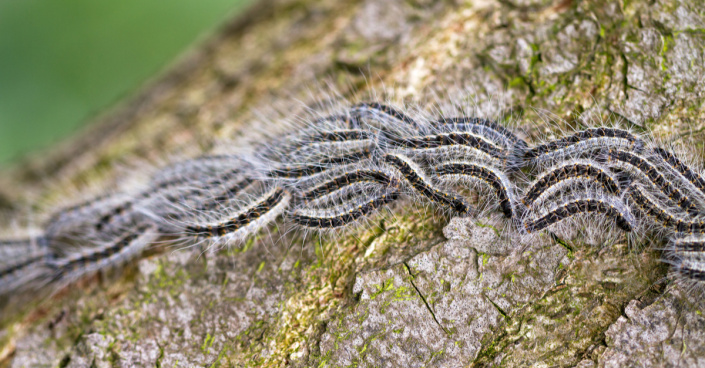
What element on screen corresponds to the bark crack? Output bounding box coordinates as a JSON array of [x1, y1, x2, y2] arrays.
[[403, 262, 450, 336], [483, 294, 510, 322]]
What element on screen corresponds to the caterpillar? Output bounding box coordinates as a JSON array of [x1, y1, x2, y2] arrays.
[[350, 102, 419, 129], [383, 153, 472, 215], [193, 177, 258, 212], [671, 235, 705, 252], [652, 147, 705, 196], [267, 149, 373, 179], [141, 168, 256, 218], [3, 97, 705, 322], [433, 161, 516, 218], [521, 195, 635, 234], [47, 225, 157, 284], [665, 234, 705, 295], [181, 186, 291, 245], [148, 154, 246, 190], [287, 130, 375, 159], [524, 127, 644, 168], [297, 168, 396, 203], [521, 160, 620, 208], [431, 117, 526, 152], [625, 184, 705, 234], [44, 194, 138, 244], [307, 114, 361, 130], [0, 238, 50, 294], [606, 149, 700, 215], [384, 131, 507, 165], [289, 188, 400, 229]]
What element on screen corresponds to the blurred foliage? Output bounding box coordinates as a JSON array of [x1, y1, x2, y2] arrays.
[[0, 0, 249, 166]]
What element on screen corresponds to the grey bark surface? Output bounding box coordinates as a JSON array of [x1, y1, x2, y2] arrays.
[[2, 0, 705, 366]]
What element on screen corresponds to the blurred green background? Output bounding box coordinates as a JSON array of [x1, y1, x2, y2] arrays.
[[0, 0, 250, 166]]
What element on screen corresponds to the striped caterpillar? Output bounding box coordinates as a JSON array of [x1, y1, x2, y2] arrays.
[[3, 97, 705, 315]]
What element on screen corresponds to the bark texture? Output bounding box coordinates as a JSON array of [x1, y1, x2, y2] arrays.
[[2, 0, 705, 366]]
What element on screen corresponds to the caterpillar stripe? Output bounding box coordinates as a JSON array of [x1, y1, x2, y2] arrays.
[[674, 266, 705, 282], [287, 129, 375, 158], [46, 194, 134, 239], [0, 237, 46, 250], [194, 177, 258, 211], [45, 194, 112, 228], [432, 117, 528, 151], [296, 130, 374, 145], [385, 132, 506, 163], [525, 127, 643, 164], [0, 251, 48, 281], [48, 225, 157, 282], [667, 235, 705, 283], [625, 184, 705, 234], [161, 168, 249, 200], [268, 150, 372, 178], [298, 169, 395, 203], [57, 169, 252, 234], [523, 196, 634, 233], [95, 202, 134, 232], [136, 170, 257, 227], [607, 149, 699, 215], [101, 169, 250, 230], [185, 187, 289, 239], [0, 248, 49, 294], [288, 141, 375, 165], [434, 161, 514, 217], [522, 161, 620, 207], [652, 147, 705, 196], [290, 190, 399, 228], [0, 236, 48, 261], [672, 236, 705, 252], [154, 172, 254, 210], [350, 102, 419, 129], [384, 154, 471, 215]]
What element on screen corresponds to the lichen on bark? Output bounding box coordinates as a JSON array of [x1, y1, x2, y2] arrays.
[[2, 0, 705, 366]]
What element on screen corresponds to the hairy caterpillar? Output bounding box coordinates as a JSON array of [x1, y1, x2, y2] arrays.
[[521, 160, 620, 208], [267, 150, 373, 179], [606, 149, 699, 215], [524, 127, 644, 168], [384, 131, 506, 162], [297, 168, 397, 204], [383, 153, 472, 215], [665, 234, 705, 296], [3, 96, 705, 321], [290, 189, 399, 229], [625, 184, 705, 234], [0, 238, 49, 295], [433, 161, 516, 218], [431, 117, 526, 151], [652, 147, 705, 195], [181, 186, 291, 245], [350, 102, 419, 129], [46, 225, 158, 286], [521, 194, 635, 234], [430, 117, 527, 170]]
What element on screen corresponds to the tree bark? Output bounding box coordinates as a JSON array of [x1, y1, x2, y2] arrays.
[[2, 0, 705, 366]]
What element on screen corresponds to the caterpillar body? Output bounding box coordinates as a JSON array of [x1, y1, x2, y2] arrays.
[[290, 189, 400, 229], [383, 153, 472, 215], [524, 127, 644, 170], [521, 194, 636, 234], [521, 160, 621, 208], [2, 96, 705, 314], [434, 161, 516, 218]]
